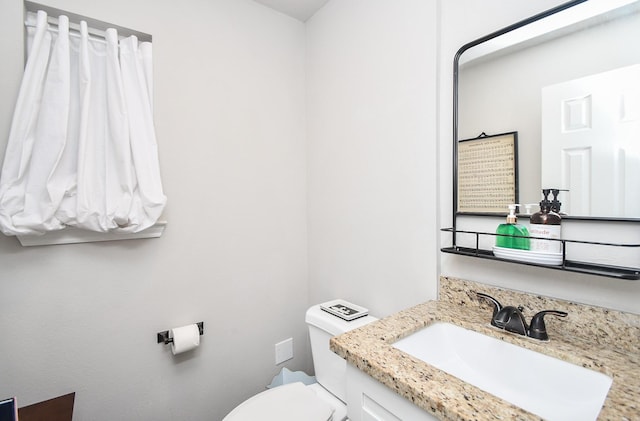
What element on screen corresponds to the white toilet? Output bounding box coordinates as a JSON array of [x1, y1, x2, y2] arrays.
[[223, 300, 377, 421]]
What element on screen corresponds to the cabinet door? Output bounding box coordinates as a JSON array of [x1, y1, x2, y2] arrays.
[[346, 364, 439, 421], [18, 393, 75, 421]]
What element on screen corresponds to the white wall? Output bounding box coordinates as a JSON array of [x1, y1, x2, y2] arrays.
[[305, 0, 440, 318], [0, 0, 310, 420], [438, 0, 640, 314]]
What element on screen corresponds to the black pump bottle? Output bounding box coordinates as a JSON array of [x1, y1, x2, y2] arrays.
[[529, 189, 562, 253]]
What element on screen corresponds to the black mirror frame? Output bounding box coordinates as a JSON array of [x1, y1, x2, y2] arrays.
[[447, 0, 629, 244]]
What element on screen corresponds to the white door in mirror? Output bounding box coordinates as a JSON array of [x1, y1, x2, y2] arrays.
[[541, 64, 640, 218]]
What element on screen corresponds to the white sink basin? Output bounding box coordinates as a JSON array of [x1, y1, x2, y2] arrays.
[[393, 322, 612, 421]]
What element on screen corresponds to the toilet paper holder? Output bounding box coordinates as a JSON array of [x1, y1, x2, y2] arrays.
[[157, 322, 204, 345]]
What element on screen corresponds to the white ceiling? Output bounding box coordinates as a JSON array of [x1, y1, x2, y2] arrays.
[[252, 0, 329, 21]]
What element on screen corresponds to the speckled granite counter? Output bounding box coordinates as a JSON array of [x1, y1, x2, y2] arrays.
[[330, 277, 640, 420]]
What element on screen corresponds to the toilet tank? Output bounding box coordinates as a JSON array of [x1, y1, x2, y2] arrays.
[[305, 301, 377, 403]]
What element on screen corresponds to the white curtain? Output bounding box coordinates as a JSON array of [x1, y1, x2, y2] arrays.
[[0, 10, 166, 236]]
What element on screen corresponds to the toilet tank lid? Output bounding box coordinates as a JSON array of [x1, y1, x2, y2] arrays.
[[306, 300, 378, 336]]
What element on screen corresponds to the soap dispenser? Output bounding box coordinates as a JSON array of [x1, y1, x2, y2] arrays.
[[529, 189, 562, 253], [496, 204, 530, 250]]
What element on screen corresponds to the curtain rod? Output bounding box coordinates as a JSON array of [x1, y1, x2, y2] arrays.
[[24, 14, 141, 44], [24, 1, 152, 43]]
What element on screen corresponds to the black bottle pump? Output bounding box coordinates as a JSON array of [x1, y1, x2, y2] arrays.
[[533, 189, 560, 219], [529, 188, 562, 252], [550, 188, 567, 215], [539, 188, 552, 211]]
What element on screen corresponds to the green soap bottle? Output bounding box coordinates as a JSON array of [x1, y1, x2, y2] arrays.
[[496, 204, 530, 250]]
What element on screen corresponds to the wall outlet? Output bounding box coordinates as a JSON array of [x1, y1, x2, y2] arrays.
[[275, 338, 293, 365]]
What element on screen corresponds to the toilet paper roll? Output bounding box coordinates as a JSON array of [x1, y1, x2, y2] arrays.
[[170, 324, 200, 355]]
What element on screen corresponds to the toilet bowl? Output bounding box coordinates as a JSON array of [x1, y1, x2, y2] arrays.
[[222, 382, 333, 420], [222, 300, 377, 421]]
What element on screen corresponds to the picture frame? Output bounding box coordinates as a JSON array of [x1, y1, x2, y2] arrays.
[[0, 397, 17, 421], [457, 131, 518, 214]]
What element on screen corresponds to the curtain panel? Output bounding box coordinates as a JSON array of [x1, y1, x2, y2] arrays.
[[0, 10, 166, 236]]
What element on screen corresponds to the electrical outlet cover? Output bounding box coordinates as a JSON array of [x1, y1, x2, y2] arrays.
[[275, 338, 293, 365]]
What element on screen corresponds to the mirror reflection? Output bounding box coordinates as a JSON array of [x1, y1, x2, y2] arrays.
[[457, 0, 640, 219]]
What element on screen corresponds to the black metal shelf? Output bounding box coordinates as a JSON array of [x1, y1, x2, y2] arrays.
[[441, 228, 640, 280]]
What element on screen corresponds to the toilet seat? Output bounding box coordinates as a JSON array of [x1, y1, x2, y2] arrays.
[[222, 382, 335, 421]]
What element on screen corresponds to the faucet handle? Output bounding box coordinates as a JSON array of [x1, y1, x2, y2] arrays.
[[529, 310, 568, 341], [476, 292, 502, 327]]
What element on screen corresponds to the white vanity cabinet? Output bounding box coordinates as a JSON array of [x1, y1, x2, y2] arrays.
[[346, 364, 439, 421]]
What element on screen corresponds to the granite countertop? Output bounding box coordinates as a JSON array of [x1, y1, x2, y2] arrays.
[[330, 277, 640, 421]]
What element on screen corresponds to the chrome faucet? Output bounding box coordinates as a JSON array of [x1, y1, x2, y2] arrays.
[[476, 292, 568, 341]]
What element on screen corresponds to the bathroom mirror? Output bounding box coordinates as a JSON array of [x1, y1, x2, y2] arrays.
[[454, 0, 640, 221]]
